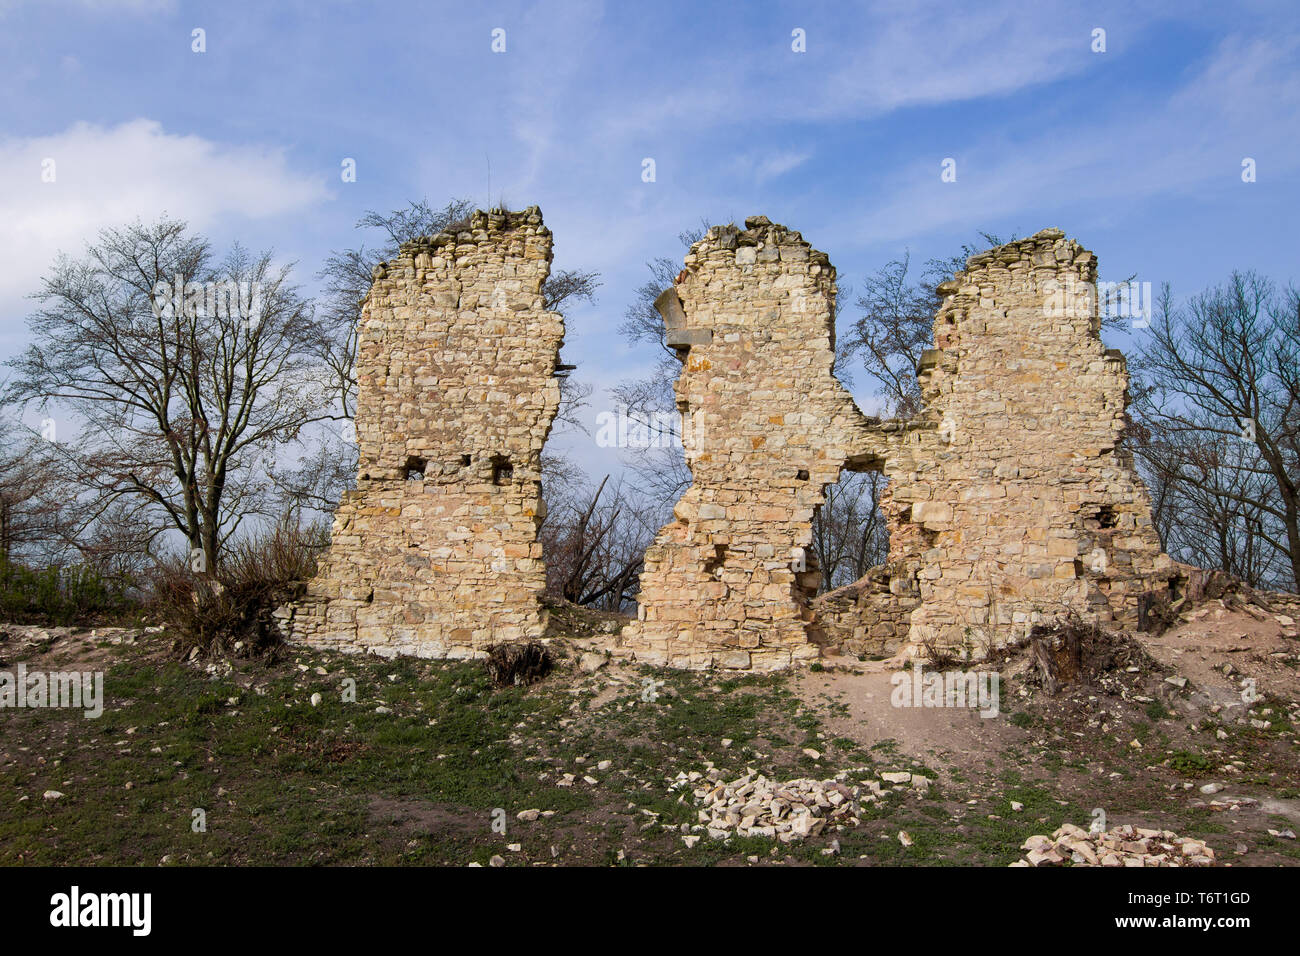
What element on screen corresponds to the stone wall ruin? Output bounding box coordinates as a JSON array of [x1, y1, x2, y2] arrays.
[[812, 228, 1175, 662], [860, 229, 1175, 658], [622, 221, 1175, 669], [619, 216, 892, 670], [283, 207, 1177, 671], [279, 207, 562, 658]]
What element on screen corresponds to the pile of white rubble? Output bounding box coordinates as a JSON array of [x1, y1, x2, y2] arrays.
[[670, 767, 926, 842], [1013, 823, 1215, 867]]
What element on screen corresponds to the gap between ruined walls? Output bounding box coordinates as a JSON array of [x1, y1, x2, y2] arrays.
[[280, 207, 1180, 672]]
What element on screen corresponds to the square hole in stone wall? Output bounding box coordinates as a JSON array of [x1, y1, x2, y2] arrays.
[[814, 470, 891, 593], [491, 457, 513, 485], [405, 456, 426, 481]]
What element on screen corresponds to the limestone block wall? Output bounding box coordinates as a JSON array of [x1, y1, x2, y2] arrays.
[[279, 207, 563, 659], [620, 216, 890, 671], [873, 228, 1174, 656], [280, 207, 1174, 673], [808, 558, 922, 659], [634, 223, 1175, 668]]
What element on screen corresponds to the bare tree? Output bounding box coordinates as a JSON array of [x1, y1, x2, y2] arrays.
[[613, 227, 709, 515], [541, 473, 656, 610], [3, 217, 330, 573], [1132, 275, 1300, 591], [0, 422, 71, 565], [846, 235, 1006, 417], [847, 232, 1149, 419], [613, 227, 707, 430], [847, 253, 942, 417], [811, 470, 891, 592], [270, 437, 358, 520], [1190, 446, 1278, 585]]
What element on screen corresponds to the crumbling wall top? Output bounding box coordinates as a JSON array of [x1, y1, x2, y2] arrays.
[[680, 215, 835, 280]]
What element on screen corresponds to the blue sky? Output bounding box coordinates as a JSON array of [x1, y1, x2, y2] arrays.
[[1, 0, 1297, 477]]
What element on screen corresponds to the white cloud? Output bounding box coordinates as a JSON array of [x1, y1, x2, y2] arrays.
[[812, 3, 1093, 119], [830, 32, 1300, 248], [734, 150, 813, 184], [0, 118, 329, 315], [587, 1, 1146, 143], [0, 0, 176, 14]]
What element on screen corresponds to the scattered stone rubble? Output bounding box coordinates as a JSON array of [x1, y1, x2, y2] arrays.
[[671, 766, 927, 842], [1013, 823, 1215, 867], [0, 624, 155, 649]]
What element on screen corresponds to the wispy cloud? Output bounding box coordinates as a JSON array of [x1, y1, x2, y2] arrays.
[[0, 0, 176, 15], [0, 0, 1294, 421], [832, 32, 1300, 246], [734, 149, 814, 184]]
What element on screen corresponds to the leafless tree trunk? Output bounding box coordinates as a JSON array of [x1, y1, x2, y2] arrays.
[[541, 472, 656, 611]]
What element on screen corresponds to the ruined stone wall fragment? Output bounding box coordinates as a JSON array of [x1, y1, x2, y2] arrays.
[[280, 207, 563, 659]]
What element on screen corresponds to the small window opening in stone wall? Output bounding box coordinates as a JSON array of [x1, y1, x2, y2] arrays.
[[796, 469, 809, 482], [491, 457, 513, 485], [704, 544, 727, 579], [405, 456, 426, 481], [460, 454, 472, 467], [1097, 505, 1118, 529]]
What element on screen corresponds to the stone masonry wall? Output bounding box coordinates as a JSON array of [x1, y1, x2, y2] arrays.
[[281, 207, 1173, 673], [624, 222, 1174, 669], [620, 216, 891, 671], [279, 207, 562, 659], [808, 557, 922, 659], [815, 228, 1175, 660]]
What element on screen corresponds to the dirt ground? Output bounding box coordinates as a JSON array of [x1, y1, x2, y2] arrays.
[[1, 593, 1297, 866]]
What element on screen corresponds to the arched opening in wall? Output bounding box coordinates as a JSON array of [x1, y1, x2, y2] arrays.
[[811, 469, 891, 594], [808, 464, 922, 661]]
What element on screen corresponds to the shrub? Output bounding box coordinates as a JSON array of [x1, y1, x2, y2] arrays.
[[485, 642, 552, 688], [0, 559, 139, 625], [148, 518, 329, 659], [1169, 750, 1213, 776], [1145, 700, 1172, 720]]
